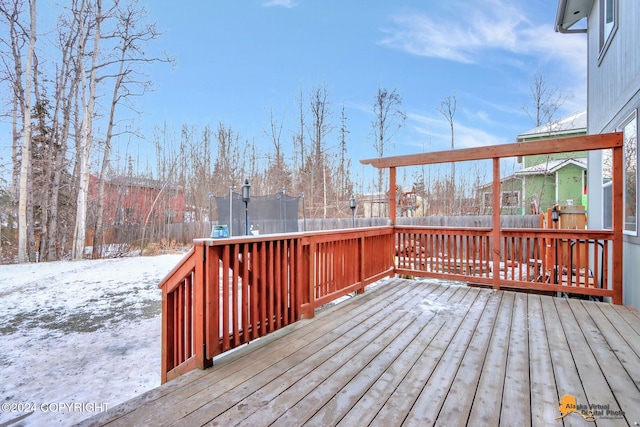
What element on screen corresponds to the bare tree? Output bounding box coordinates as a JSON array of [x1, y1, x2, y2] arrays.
[[523, 72, 567, 127], [92, 1, 171, 258], [72, 0, 104, 260], [15, 0, 36, 263], [438, 95, 457, 215], [264, 108, 291, 194], [291, 88, 307, 197], [42, 7, 82, 261], [371, 87, 405, 199], [337, 103, 353, 207], [308, 84, 333, 218], [522, 73, 568, 213], [213, 122, 247, 195]]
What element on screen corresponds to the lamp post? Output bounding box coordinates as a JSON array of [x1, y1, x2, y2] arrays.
[[242, 179, 251, 235], [552, 205, 559, 283], [349, 194, 356, 228], [208, 192, 213, 227]]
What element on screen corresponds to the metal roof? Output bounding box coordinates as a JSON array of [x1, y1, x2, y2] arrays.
[[514, 157, 587, 176], [517, 109, 587, 141]]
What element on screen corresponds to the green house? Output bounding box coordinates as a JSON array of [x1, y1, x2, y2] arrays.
[[478, 109, 588, 215], [515, 109, 588, 214]]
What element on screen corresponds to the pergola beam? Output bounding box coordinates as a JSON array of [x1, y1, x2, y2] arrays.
[[360, 133, 623, 169]]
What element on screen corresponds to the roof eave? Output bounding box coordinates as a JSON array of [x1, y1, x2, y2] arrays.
[[555, 0, 592, 33]]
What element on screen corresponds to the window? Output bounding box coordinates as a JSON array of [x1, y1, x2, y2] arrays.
[[603, 181, 612, 229], [483, 192, 492, 209], [602, 111, 638, 234], [483, 191, 520, 208], [622, 112, 637, 235], [501, 191, 520, 208], [599, 0, 617, 53]]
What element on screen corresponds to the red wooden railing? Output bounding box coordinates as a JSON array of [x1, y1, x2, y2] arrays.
[[394, 226, 614, 300], [158, 227, 394, 383], [159, 224, 617, 383]]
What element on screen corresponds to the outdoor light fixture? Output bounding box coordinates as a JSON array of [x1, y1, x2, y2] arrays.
[[552, 206, 559, 224], [242, 179, 251, 235], [349, 194, 356, 228]]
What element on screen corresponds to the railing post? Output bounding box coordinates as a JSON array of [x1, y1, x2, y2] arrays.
[[357, 231, 365, 294], [160, 284, 171, 384], [306, 236, 316, 318], [194, 244, 211, 370]]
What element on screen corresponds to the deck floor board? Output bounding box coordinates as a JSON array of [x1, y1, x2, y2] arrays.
[[79, 278, 640, 427]]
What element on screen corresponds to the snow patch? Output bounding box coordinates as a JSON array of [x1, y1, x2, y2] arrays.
[[0, 253, 185, 426]]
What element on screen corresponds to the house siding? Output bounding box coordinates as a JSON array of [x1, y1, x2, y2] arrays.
[[523, 175, 556, 213], [584, 0, 640, 309], [587, 1, 640, 132], [556, 164, 585, 207]]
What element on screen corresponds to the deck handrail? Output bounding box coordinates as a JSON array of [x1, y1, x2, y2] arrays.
[[394, 225, 615, 299], [159, 224, 618, 383], [158, 227, 395, 383]]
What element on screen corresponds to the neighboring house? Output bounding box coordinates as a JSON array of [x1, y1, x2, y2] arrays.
[[515, 157, 587, 213], [477, 177, 523, 215], [478, 110, 588, 215], [89, 175, 185, 226], [361, 187, 419, 218], [556, 0, 639, 309], [515, 109, 589, 213]]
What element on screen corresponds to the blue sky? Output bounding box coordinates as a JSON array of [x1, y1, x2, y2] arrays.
[[1, 0, 588, 188], [139, 0, 586, 172]]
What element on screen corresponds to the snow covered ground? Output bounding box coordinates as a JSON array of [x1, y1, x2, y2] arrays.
[[0, 252, 188, 427]]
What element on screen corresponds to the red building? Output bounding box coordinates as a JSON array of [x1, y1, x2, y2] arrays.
[[89, 175, 185, 226]]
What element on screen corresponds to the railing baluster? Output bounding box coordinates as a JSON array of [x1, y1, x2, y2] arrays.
[[260, 241, 267, 336], [222, 245, 230, 351], [250, 242, 259, 339], [275, 239, 282, 330], [232, 244, 240, 347], [241, 243, 249, 344]]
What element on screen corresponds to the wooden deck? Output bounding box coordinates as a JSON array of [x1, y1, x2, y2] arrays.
[[81, 278, 640, 426]]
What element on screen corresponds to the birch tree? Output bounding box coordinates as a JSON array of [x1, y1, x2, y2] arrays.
[[72, 0, 102, 260], [43, 7, 81, 261], [16, 0, 36, 263]]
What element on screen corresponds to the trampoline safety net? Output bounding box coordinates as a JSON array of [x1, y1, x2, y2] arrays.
[[215, 191, 300, 236]]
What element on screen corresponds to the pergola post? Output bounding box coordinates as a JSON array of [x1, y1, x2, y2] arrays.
[[389, 166, 396, 224], [612, 145, 624, 304], [492, 158, 501, 290]]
